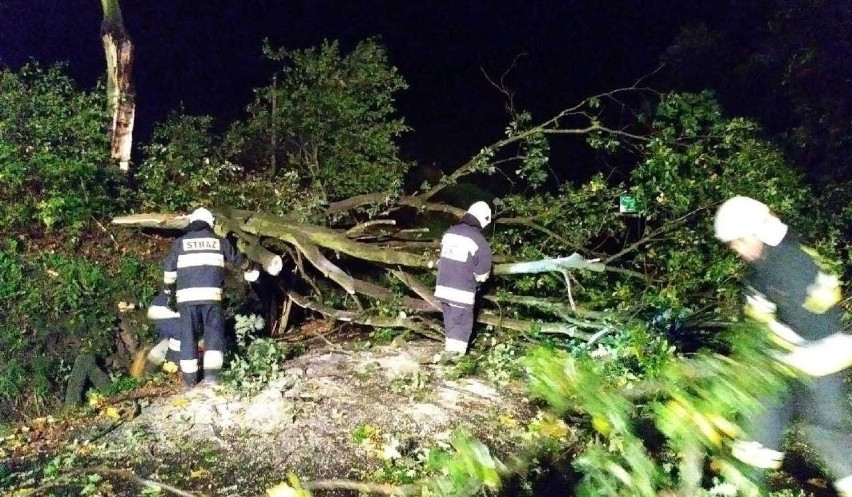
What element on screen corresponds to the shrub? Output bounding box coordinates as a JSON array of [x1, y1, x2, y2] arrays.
[[222, 314, 292, 397], [0, 239, 158, 416], [135, 113, 241, 212], [230, 38, 410, 201], [0, 64, 120, 233]]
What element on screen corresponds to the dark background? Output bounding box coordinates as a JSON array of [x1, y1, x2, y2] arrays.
[[0, 1, 736, 170]]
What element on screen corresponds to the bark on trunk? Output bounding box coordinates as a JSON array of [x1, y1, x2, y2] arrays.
[[101, 0, 135, 171]]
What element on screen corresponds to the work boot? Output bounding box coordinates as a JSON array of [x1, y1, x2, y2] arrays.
[[432, 351, 463, 365], [201, 369, 220, 385], [182, 372, 198, 389]]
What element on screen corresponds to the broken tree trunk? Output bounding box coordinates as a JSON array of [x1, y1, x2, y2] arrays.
[[100, 0, 135, 172], [65, 354, 112, 407]]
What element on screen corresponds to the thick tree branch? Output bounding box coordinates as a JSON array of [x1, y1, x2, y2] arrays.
[[213, 209, 283, 275], [242, 212, 431, 267], [346, 219, 397, 238], [478, 311, 594, 340], [289, 233, 356, 294], [287, 291, 442, 340], [391, 269, 441, 311]]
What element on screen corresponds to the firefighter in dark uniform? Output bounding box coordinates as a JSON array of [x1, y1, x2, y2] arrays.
[[433, 201, 493, 359], [714, 195, 852, 497], [163, 207, 259, 388], [144, 290, 181, 375]]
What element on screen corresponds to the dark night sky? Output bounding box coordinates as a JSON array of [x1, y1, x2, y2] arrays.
[[0, 1, 728, 168]]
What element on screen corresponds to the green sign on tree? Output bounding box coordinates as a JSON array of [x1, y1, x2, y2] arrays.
[[619, 195, 639, 214]]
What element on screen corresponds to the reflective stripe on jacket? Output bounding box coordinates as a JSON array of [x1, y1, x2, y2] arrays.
[[434, 216, 492, 308], [745, 232, 850, 376], [163, 222, 244, 305]]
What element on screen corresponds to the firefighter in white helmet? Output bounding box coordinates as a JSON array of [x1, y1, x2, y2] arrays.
[[163, 207, 260, 388], [433, 201, 494, 362], [715, 195, 852, 497]]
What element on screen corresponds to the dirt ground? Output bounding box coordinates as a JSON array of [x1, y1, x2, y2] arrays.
[[1, 338, 544, 496]]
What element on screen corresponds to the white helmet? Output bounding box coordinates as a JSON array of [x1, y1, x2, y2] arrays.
[[467, 201, 492, 228], [714, 196, 787, 246], [189, 207, 215, 227]]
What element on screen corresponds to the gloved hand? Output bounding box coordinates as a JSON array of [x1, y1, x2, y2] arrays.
[[243, 262, 260, 282], [744, 293, 776, 324], [774, 332, 852, 377], [730, 440, 784, 469]]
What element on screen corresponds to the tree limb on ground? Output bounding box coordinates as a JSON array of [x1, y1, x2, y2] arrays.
[[112, 208, 622, 340]]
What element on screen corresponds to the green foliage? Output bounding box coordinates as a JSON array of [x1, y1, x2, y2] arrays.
[[506, 111, 550, 188], [368, 327, 407, 344], [136, 111, 310, 217], [0, 64, 120, 232], [580, 323, 678, 385], [520, 324, 794, 497], [231, 38, 410, 201], [623, 91, 817, 317], [0, 239, 156, 410], [101, 375, 141, 396], [461, 334, 527, 386], [226, 168, 307, 217], [422, 431, 503, 497], [491, 92, 825, 344], [135, 113, 241, 211], [633, 91, 810, 221], [351, 424, 378, 444], [222, 314, 293, 397]]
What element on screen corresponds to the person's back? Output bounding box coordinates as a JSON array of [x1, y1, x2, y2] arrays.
[[435, 220, 491, 307], [433, 202, 493, 357], [166, 223, 236, 306], [163, 207, 257, 387]]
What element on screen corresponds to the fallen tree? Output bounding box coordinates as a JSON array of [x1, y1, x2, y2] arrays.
[[112, 85, 814, 347], [112, 78, 682, 344], [112, 208, 617, 342]]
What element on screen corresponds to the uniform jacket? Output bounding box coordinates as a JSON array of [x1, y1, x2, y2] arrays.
[[163, 221, 245, 305], [745, 230, 850, 376], [434, 214, 493, 308]]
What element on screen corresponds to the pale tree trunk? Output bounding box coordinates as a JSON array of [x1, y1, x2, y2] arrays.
[[100, 0, 135, 172]]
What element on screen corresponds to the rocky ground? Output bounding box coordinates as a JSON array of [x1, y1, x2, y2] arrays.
[[1, 338, 556, 496]]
